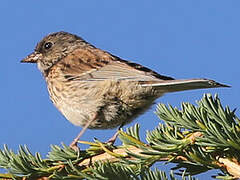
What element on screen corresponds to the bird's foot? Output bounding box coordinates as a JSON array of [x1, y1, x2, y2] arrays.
[[69, 138, 80, 151], [106, 131, 119, 145]]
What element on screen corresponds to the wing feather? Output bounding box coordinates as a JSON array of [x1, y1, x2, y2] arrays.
[[58, 48, 174, 82], [65, 59, 174, 82]]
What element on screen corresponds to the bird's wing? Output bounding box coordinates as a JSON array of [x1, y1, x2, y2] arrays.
[[80, 60, 174, 81], [61, 48, 174, 82], [59, 49, 229, 91]]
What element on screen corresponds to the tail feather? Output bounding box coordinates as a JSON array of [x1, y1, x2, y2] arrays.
[[140, 79, 230, 93]]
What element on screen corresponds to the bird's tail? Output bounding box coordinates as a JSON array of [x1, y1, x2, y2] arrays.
[[140, 79, 229, 93]]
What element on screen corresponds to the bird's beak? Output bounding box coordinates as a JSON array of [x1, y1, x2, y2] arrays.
[[21, 52, 42, 63]]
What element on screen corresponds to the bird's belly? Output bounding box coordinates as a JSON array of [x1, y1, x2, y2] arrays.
[[47, 80, 162, 129], [57, 97, 156, 129]]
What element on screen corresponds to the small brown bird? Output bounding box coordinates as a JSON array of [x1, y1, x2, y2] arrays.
[[21, 31, 228, 147]]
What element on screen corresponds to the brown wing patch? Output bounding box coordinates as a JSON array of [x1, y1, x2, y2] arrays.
[[58, 48, 112, 75]]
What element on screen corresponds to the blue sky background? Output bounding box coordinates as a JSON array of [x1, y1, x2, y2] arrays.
[[1, 1, 239, 179]]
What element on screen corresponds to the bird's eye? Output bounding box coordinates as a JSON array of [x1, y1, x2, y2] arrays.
[[44, 42, 53, 49]]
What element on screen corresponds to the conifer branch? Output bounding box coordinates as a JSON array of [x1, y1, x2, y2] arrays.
[[0, 94, 239, 179]]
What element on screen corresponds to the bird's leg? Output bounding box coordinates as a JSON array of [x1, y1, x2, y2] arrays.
[[106, 131, 119, 145], [106, 123, 124, 145], [70, 114, 97, 149]]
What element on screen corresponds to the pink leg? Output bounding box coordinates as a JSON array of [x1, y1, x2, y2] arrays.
[[106, 131, 119, 144], [70, 114, 97, 149], [106, 123, 124, 145]]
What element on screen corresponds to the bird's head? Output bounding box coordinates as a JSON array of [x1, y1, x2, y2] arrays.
[[21, 31, 89, 74]]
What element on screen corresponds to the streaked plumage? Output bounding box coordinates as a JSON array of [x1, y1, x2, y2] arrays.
[[21, 31, 229, 146]]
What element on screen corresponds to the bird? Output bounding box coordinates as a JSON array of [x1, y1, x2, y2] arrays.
[[21, 31, 229, 148]]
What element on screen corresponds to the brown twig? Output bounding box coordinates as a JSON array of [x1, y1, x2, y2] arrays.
[[217, 157, 240, 178]]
